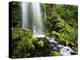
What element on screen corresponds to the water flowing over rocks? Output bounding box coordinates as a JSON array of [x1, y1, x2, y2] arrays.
[[35, 36, 76, 56]]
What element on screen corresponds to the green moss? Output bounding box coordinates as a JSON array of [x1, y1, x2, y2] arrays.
[[31, 36, 38, 44], [50, 51, 61, 56], [37, 40, 44, 47]]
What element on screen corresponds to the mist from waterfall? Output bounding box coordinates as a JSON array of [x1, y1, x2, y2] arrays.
[[21, 2, 44, 37]]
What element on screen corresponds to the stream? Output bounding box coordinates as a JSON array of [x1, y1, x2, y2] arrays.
[[45, 36, 76, 56]]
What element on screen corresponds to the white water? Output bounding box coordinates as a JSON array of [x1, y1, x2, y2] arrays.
[[21, 2, 44, 38], [21, 2, 29, 28], [60, 46, 75, 56], [32, 3, 44, 37], [46, 37, 75, 55], [49, 38, 58, 44]]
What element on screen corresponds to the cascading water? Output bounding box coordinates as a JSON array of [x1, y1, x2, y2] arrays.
[[31, 3, 45, 38], [21, 2, 29, 29], [21, 2, 45, 38]]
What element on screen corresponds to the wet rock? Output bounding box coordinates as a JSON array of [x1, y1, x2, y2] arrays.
[[60, 46, 75, 56]]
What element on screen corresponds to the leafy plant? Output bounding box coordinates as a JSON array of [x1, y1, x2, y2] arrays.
[[49, 16, 77, 46], [12, 28, 38, 58], [37, 40, 44, 47], [50, 51, 61, 56]]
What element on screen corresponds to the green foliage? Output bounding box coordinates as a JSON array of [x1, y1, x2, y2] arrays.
[[12, 28, 45, 58], [41, 4, 77, 45], [52, 31, 60, 38], [41, 4, 77, 33], [50, 51, 61, 56], [62, 5, 78, 28], [10, 2, 21, 27], [51, 17, 77, 45], [12, 28, 38, 58], [37, 40, 44, 47]]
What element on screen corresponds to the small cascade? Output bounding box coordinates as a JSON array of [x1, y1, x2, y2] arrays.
[[60, 46, 75, 55], [45, 37, 76, 55]]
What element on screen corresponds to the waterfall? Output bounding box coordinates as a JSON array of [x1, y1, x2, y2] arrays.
[[21, 2, 29, 29], [31, 3, 44, 37], [21, 2, 45, 38]]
